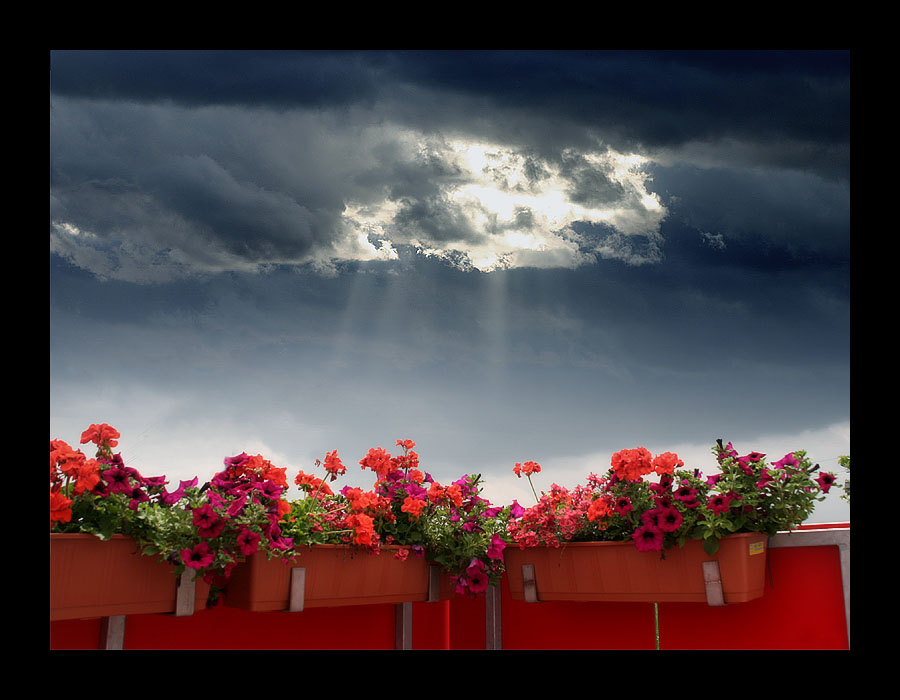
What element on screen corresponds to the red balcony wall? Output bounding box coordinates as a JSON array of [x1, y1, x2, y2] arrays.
[[50, 527, 848, 650]]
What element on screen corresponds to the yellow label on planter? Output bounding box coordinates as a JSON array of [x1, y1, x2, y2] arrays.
[[748, 541, 765, 556]]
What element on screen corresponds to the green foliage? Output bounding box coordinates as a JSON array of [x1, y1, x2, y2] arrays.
[[838, 455, 850, 502], [55, 492, 133, 541]]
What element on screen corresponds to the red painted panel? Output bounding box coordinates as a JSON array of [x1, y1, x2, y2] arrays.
[[412, 600, 451, 649], [447, 594, 486, 650], [498, 574, 657, 649], [657, 545, 848, 649], [121, 600, 397, 649], [50, 617, 103, 650]]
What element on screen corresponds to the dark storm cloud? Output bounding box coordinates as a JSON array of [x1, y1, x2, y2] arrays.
[[377, 50, 849, 142], [50, 50, 849, 169], [49, 50, 386, 109], [49, 50, 850, 281], [649, 161, 850, 260]]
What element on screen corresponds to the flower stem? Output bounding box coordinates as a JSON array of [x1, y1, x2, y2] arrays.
[[654, 602, 660, 650], [526, 474, 539, 503]]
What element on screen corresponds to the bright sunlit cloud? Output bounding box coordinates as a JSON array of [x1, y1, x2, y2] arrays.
[[341, 136, 667, 272]]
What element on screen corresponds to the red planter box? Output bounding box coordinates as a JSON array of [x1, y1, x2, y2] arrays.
[[224, 545, 432, 612], [503, 532, 768, 604], [50, 533, 208, 620]]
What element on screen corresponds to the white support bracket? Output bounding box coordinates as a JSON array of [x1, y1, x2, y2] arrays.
[[485, 584, 502, 649], [288, 567, 306, 612], [427, 565, 442, 603], [175, 568, 198, 617], [99, 615, 126, 649], [395, 602, 413, 649], [522, 563, 539, 603], [702, 560, 726, 606]]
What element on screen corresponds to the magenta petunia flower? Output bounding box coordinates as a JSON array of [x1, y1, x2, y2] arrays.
[[509, 500, 525, 519], [192, 504, 220, 529], [127, 486, 150, 511], [192, 503, 226, 538], [161, 477, 198, 505], [650, 473, 674, 495], [653, 494, 674, 509], [641, 509, 661, 528], [816, 472, 837, 493], [200, 518, 226, 539], [708, 493, 732, 514], [181, 541, 215, 569], [464, 558, 490, 594], [258, 480, 283, 500], [102, 467, 133, 495], [226, 492, 249, 517], [614, 496, 634, 516], [487, 533, 506, 560], [756, 469, 774, 489], [673, 484, 698, 504], [467, 569, 490, 595], [224, 452, 249, 470], [236, 527, 261, 556], [655, 506, 683, 532], [632, 524, 664, 552], [773, 453, 800, 470]]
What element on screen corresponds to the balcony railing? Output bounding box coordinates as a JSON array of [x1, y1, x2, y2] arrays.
[[50, 524, 849, 651]]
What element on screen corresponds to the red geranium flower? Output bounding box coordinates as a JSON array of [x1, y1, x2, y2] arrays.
[[79, 423, 121, 448], [50, 491, 73, 525]]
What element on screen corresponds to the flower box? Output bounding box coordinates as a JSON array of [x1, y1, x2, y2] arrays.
[[224, 545, 433, 612], [50, 533, 209, 621], [503, 532, 768, 604]]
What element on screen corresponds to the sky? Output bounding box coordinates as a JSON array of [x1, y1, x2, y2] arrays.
[[49, 50, 851, 523]]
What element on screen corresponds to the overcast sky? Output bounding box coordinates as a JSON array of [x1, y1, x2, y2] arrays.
[[49, 50, 850, 522]]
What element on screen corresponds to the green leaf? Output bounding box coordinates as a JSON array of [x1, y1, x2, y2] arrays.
[[702, 536, 720, 557]]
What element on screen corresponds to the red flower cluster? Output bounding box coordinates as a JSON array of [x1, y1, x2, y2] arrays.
[[507, 483, 595, 548], [609, 447, 682, 481], [50, 424, 170, 527], [512, 461, 541, 478]]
